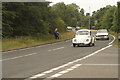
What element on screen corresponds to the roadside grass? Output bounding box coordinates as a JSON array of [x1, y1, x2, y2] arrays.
[[2, 31, 75, 51]]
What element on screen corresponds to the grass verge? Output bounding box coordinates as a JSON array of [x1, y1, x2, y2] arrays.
[[2, 31, 75, 51]]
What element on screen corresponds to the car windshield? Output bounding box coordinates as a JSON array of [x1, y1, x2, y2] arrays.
[[97, 30, 107, 33], [76, 31, 89, 35]]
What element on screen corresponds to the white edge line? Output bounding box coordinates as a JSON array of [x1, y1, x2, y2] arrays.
[[2, 40, 70, 54], [25, 44, 113, 80], [25, 35, 114, 80], [108, 35, 115, 45]]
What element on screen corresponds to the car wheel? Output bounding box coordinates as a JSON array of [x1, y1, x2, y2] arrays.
[[92, 43, 95, 46], [96, 39, 99, 40], [107, 38, 109, 40], [88, 43, 92, 47], [73, 44, 76, 47]]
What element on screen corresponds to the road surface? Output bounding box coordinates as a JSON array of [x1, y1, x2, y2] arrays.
[[2, 32, 118, 80]]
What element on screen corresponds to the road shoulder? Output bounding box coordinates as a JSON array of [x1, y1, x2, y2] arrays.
[[58, 45, 118, 78]]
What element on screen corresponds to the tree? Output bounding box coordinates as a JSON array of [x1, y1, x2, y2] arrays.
[[80, 8, 85, 16], [91, 5, 116, 30], [2, 2, 51, 37], [100, 6, 116, 30], [111, 8, 118, 32], [51, 2, 80, 27], [118, 2, 120, 32]]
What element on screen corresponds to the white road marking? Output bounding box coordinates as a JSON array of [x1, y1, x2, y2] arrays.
[[49, 73, 63, 78], [66, 68, 74, 71], [2, 44, 49, 53], [2, 50, 17, 53], [65, 40, 71, 42], [25, 44, 113, 80], [108, 35, 115, 45], [47, 64, 82, 79], [2, 40, 70, 54], [50, 67, 60, 71], [44, 63, 118, 80], [59, 70, 69, 74], [48, 47, 65, 52], [0, 53, 37, 61], [48, 50, 52, 51], [25, 74, 46, 80], [30, 73, 45, 78], [43, 70, 53, 74], [84, 64, 119, 66], [1, 47, 65, 61], [25, 34, 116, 80]]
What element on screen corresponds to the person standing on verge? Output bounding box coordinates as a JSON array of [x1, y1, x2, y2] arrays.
[[54, 28, 60, 39]]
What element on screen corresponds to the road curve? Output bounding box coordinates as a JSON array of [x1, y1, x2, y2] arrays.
[[2, 32, 114, 78]]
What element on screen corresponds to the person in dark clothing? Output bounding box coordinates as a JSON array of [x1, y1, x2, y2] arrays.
[[54, 28, 60, 39]]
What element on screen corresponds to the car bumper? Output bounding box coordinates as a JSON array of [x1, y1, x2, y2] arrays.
[[96, 36, 109, 40], [73, 42, 90, 45]]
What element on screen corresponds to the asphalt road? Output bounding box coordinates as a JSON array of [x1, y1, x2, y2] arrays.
[[2, 32, 116, 79]]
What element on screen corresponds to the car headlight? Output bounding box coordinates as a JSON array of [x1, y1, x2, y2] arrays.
[[96, 35, 98, 37], [104, 35, 108, 37], [74, 39, 77, 42], [86, 39, 89, 42]]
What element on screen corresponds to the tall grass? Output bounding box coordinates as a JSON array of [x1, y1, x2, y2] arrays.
[[2, 31, 75, 51]]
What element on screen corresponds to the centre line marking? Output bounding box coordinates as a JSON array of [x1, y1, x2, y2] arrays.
[[0, 53, 37, 61], [25, 35, 115, 80], [48, 47, 65, 52], [25, 44, 113, 80]]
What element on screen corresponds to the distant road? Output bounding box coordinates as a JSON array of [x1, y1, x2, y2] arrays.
[[2, 32, 116, 79]]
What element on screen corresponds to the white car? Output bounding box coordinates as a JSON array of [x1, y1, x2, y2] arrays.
[[96, 29, 109, 40], [67, 26, 72, 30], [72, 29, 95, 47], [76, 27, 80, 31]]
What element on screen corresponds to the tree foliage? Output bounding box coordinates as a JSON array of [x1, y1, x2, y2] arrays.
[[3, 2, 51, 37], [118, 2, 120, 32], [2, 2, 81, 38], [2, 2, 119, 38], [91, 5, 118, 31]]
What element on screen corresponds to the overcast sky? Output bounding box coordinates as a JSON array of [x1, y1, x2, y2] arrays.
[[49, 0, 118, 14]]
